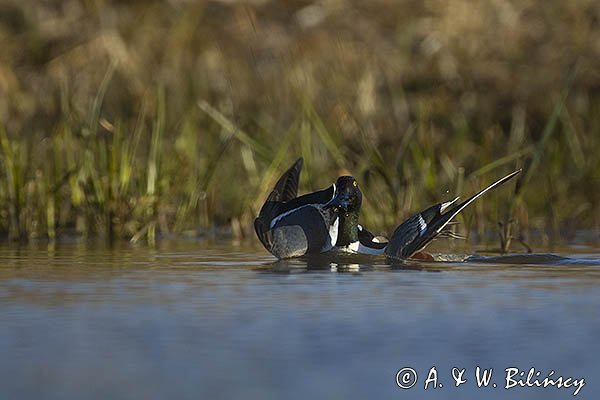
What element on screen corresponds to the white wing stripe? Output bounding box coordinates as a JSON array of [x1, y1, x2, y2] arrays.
[[269, 205, 312, 228], [417, 214, 427, 235]]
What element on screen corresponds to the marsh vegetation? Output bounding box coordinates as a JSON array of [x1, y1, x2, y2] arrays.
[[0, 0, 598, 247]]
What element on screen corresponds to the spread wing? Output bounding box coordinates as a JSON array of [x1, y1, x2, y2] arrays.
[[269, 157, 304, 203], [385, 170, 521, 260], [254, 157, 334, 251], [255, 158, 303, 250]]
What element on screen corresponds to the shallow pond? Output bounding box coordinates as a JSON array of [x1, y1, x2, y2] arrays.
[[1, 241, 599, 399]]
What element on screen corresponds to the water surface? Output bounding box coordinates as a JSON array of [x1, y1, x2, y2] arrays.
[[1, 242, 599, 399]]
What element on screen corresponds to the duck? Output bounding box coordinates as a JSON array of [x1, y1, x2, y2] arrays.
[[255, 157, 521, 260], [254, 158, 363, 259], [381, 169, 521, 260]]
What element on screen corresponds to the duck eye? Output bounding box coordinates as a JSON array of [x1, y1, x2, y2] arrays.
[[353, 181, 357, 187]]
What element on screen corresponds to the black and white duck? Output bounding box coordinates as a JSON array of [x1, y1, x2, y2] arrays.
[[254, 158, 361, 259], [255, 158, 520, 260]]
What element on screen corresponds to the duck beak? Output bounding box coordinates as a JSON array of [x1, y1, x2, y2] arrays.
[[324, 192, 350, 210]]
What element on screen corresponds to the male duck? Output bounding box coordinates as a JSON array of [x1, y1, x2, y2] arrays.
[[255, 158, 520, 260], [254, 158, 362, 259]]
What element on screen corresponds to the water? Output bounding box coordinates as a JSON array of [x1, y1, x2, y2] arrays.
[[1, 241, 599, 399]]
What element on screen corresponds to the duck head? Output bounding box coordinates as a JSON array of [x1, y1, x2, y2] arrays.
[[325, 176, 363, 247], [324, 176, 362, 215]]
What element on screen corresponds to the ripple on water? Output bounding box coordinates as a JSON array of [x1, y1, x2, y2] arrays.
[[466, 253, 599, 265], [0, 242, 599, 399]]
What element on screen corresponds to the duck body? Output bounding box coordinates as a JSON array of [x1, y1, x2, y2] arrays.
[[255, 158, 349, 259], [269, 202, 339, 259]]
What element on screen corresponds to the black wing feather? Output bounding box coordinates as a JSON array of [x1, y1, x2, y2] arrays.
[[254, 157, 335, 251], [281, 186, 334, 210], [383, 213, 431, 258], [254, 218, 273, 250], [269, 157, 303, 203], [358, 225, 388, 250], [255, 158, 303, 250], [385, 169, 521, 260]]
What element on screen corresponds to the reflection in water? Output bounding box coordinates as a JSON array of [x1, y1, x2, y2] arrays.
[[0, 242, 599, 399], [265, 255, 445, 273], [467, 253, 581, 264], [263, 251, 596, 273]]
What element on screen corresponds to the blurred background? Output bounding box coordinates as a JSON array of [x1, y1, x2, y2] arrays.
[[0, 0, 599, 247]]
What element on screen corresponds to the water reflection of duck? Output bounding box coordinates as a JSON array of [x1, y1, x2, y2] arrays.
[[255, 158, 520, 261], [261, 254, 443, 273]]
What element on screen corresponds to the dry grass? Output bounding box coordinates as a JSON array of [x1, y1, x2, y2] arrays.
[[0, 0, 599, 247]]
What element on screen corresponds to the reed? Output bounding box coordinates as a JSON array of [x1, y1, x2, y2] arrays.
[[0, 124, 23, 240], [0, 0, 598, 247]]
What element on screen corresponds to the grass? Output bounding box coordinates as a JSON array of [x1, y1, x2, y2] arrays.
[[0, 0, 599, 249]]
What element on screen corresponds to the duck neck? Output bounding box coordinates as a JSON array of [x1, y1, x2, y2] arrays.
[[335, 210, 359, 246]]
